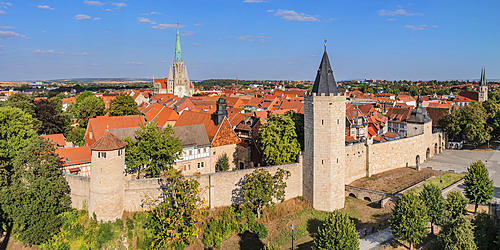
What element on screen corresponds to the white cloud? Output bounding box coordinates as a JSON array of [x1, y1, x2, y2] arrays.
[[235, 35, 272, 43], [194, 23, 201, 26], [137, 17, 155, 24], [84, 0, 104, 6], [91, 63, 98, 66], [93, 17, 101, 20], [181, 31, 194, 36], [103, 30, 110, 33], [236, 35, 252, 41], [243, 0, 265, 2], [405, 24, 427, 30], [0, 10, 5, 14], [192, 43, 202, 46], [74, 14, 91, 20], [126, 62, 142, 64], [0, 30, 19, 40], [105, 9, 112, 11], [388, 18, 397, 21], [42, 30, 46, 32], [378, 9, 423, 16], [0, 45, 4, 50], [397, 5, 403, 8], [33, 49, 62, 54], [151, 23, 180, 30], [0, 26, 14, 29], [142, 11, 160, 15], [112, 2, 126, 8], [274, 9, 320, 22], [266, 10, 275, 12], [431, 25, 437, 28], [38, 5, 54, 10]]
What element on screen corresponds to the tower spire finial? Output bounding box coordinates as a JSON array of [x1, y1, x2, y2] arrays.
[[174, 22, 182, 62], [324, 38, 327, 51]]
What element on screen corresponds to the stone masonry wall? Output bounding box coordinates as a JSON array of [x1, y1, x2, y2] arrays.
[[345, 143, 368, 184], [64, 173, 90, 210]]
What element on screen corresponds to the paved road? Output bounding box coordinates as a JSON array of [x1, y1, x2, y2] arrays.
[[359, 146, 500, 250]]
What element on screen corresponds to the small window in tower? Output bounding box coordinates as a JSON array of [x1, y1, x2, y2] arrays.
[[98, 152, 106, 158], [118, 149, 123, 156], [337, 119, 339, 124], [322, 120, 324, 125], [322, 160, 323, 164], [337, 158, 339, 163]]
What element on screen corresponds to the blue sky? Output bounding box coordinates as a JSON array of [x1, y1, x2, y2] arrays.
[[0, 0, 499, 81]]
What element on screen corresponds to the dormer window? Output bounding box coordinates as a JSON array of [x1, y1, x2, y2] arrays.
[[89, 132, 93, 139]]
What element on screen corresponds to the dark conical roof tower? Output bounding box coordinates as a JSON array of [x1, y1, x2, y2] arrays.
[[311, 39, 338, 96], [480, 66, 487, 86]]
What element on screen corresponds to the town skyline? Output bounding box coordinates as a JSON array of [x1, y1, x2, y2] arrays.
[[0, 0, 499, 81]]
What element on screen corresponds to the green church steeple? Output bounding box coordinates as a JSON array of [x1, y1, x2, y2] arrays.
[[174, 24, 182, 62]]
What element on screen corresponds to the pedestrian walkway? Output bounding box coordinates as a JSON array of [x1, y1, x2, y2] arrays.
[[359, 227, 395, 250]]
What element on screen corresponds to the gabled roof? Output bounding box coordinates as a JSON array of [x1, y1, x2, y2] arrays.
[[173, 124, 211, 148], [40, 134, 66, 147], [312, 48, 338, 96], [386, 107, 413, 121], [56, 146, 91, 166], [153, 107, 179, 127], [90, 131, 127, 151], [87, 115, 145, 146], [453, 91, 479, 102], [174, 110, 217, 139]]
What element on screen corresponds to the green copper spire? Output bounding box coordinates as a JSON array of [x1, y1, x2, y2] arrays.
[[174, 24, 182, 62]]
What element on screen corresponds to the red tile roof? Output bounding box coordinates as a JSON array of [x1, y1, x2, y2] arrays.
[[90, 131, 127, 151], [56, 146, 91, 166], [40, 134, 66, 147], [154, 107, 179, 127], [86, 115, 145, 146]]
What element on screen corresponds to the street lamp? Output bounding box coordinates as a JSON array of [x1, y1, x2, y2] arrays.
[[290, 224, 295, 250], [440, 170, 442, 190]]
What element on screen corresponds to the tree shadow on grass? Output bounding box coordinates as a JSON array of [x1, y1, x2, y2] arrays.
[[239, 230, 264, 250]]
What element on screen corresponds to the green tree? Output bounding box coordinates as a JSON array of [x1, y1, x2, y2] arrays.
[[2, 93, 36, 117], [243, 168, 290, 219], [35, 99, 67, 135], [389, 190, 428, 250], [464, 160, 494, 213], [107, 93, 140, 117], [286, 110, 304, 151], [459, 103, 489, 146], [217, 153, 229, 172], [483, 99, 500, 139], [0, 106, 37, 186], [446, 190, 468, 219], [258, 114, 300, 166], [312, 211, 359, 250], [124, 122, 183, 178], [73, 92, 105, 128], [439, 215, 476, 250], [145, 169, 204, 249], [420, 184, 445, 235], [472, 212, 496, 250], [0, 138, 70, 245], [66, 127, 86, 147]]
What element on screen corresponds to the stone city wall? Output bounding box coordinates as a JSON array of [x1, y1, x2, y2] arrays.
[[345, 143, 368, 184], [64, 173, 90, 210]]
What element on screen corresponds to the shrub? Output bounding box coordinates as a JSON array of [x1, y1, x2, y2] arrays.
[[126, 217, 134, 230], [251, 223, 269, 239], [263, 243, 281, 250]]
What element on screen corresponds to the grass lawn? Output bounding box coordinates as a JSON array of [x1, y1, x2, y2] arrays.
[[412, 173, 464, 194]]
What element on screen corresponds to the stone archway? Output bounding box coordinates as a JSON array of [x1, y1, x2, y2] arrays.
[[364, 197, 372, 202], [416, 155, 421, 170], [426, 148, 431, 160], [349, 193, 357, 199], [435, 143, 438, 155]]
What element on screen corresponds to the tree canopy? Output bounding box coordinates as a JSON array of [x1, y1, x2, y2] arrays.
[[73, 92, 105, 128], [312, 211, 359, 250], [420, 183, 445, 235], [464, 160, 494, 213], [107, 93, 140, 117], [145, 170, 204, 250], [35, 99, 67, 135], [124, 122, 183, 178], [438, 102, 490, 145], [258, 113, 300, 166], [438, 215, 476, 250], [0, 138, 70, 245], [243, 168, 290, 219], [446, 190, 468, 219], [472, 212, 496, 250], [389, 190, 428, 250]]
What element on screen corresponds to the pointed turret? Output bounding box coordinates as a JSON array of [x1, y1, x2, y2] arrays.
[[480, 66, 487, 86], [174, 24, 182, 62], [478, 66, 488, 102], [311, 40, 338, 96]]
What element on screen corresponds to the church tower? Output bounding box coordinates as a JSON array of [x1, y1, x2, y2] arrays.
[[478, 66, 488, 102], [303, 41, 346, 212], [167, 24, 194, 97]]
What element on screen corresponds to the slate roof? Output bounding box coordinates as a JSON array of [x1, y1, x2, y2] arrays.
[[173, 124, 211, 147], [90, 131, 127, 151], [311, 49, 338, 96], [407, 96, 432, 124]]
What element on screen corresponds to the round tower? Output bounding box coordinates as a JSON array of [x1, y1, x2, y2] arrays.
[[303, 42, 346, 212], [89, 131, 127, 222]]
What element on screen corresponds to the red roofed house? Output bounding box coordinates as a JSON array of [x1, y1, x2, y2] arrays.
[[386, 106, 413, 137], [41, 133, 70, 148], [84, 115, 145, 147], [56, 146, 92, 176], [62, 97, 76, 111]]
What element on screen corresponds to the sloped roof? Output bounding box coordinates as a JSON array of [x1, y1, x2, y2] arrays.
[[174, 110, 217, 139], [312, 49, 338, 95], [56, 146, 91, 166], [108, 127, 141, 141], [90, 131, 127, 151], [453, 91, 479, 102], [154, 107, 179, 127], [173, 124, 211, 147], [40, 134, 66, 147], [386, 107, 413, 121], [88, 115, 145, 144]]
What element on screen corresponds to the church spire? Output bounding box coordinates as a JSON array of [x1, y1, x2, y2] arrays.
[[174, 23, 182, 62], [480, 66, 486, 86], [311, 39, 338, 96]]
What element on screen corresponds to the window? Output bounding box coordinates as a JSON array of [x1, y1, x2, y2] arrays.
[[239, 162, 244, 170], [98, 152, 106, 158], [118, 149, 123, 156], [198, 162, 205, 169], [198, 149, 200, 154], [189, 150, 192, 155], [89, 132, 93, 139], [183, 165, 187, 171]]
